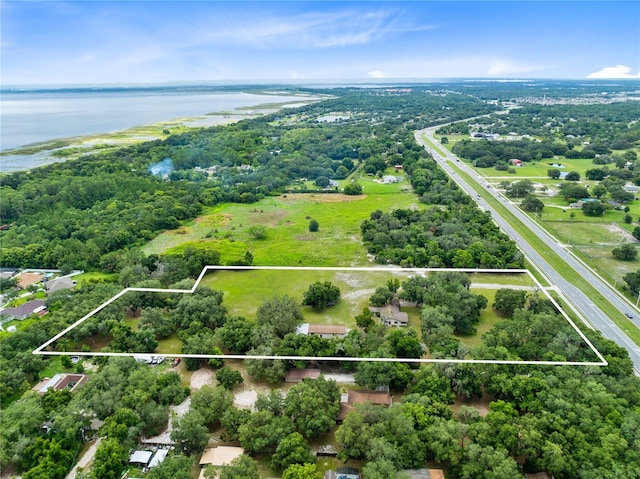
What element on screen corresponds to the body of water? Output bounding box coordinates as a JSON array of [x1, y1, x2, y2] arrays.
[[0, 87, 311, 171]]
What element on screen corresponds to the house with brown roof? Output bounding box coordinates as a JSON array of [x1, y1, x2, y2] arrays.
[[16, 272, 44, 290], [285, 368, 322, 383], [296, 323, 347, 339], [338, 389, 392, 420], [199, 446, 245, 479], [31, 373, 88, 394], [403, 469, 446, 479], [3, 299, 46, 320]]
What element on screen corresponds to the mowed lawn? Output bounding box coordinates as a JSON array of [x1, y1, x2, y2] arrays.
[[142, 177, 418, 267]]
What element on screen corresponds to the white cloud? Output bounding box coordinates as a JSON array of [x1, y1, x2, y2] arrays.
[[587, 65, 640, 79], [368, 69, 386, 78]]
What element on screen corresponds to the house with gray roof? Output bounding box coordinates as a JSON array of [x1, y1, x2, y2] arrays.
[[45, 276, 76, 294]]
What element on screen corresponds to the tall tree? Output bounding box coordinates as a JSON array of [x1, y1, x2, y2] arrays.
[[256, 295, 304, 338]]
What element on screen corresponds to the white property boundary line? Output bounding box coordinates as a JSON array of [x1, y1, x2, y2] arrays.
[[33, 266, 607, 366]]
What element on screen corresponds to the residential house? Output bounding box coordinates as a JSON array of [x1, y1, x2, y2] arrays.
[[511, 159, 523, 167], [3, 299, 47, 320], [31, 373, 88, 394], [369, 300, 408, 327], [16, 272, 44, 290], [338, 389, 392, 420], [296, 323, 347, 339], [285, 368, 321, 383], [44, 276, 76, 294]]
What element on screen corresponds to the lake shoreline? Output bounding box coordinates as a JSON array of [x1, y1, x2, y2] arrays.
[[1, 92, 323, 173]]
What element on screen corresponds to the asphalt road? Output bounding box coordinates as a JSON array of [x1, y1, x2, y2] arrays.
[[416, 127, 640, 374]]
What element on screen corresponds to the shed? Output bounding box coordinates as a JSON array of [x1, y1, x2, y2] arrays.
[[285, 369, 321, 383], [382, 175, 401, 184], [129, 450, 153, 466], [200, 446, 244, 467], [148, 449, 169, 468]]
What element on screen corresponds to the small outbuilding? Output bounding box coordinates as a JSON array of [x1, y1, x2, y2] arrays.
[[285, 368, 322, 383], [200, 446, 244, 467], [129, 450, 153, 467], [148, 449, 169, 468]]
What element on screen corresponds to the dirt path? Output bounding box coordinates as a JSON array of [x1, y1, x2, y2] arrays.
[[66, 438, 101, 479]]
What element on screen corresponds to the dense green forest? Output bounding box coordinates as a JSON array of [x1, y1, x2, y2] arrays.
[[2, 83, 640, 479]]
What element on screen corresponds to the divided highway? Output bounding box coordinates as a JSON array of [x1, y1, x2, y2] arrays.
[[416, 127, 640, 375]]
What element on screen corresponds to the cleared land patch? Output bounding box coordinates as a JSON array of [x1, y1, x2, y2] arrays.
[[143, 181, 418, 266]]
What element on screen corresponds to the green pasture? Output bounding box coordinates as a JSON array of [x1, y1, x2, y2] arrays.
[[544, 221, 631, 246], [201, 268, 415, 324], [156, 333, 183, 355], [6, 291, 46, 308], [0, 313, 47, 335], [143, 177, 418, 267], [470, 158, 597, 179], [38, 355, 78, 379], [537, 206, 625, 223], [468, 271, 531, 286], [461, 289, 499, 347], [73, 271, 118, 284]]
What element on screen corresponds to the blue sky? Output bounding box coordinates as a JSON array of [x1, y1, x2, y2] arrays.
[[2, 1, 639, 85]]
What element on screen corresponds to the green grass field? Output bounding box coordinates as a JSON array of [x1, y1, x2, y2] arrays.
[[73, 271, 118, 284], [202, 268, 415, 325], [143, 176, 418, 267], [462, 289, 499, 347]]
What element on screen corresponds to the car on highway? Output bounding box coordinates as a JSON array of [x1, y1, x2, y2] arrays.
[[625, 312, 634, 319]]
